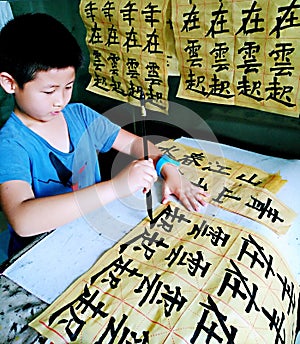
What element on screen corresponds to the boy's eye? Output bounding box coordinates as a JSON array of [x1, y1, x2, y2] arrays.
[[43, 90, 55, 94]]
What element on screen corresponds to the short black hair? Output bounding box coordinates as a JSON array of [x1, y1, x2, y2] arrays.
[[0, 13, 83, 88]]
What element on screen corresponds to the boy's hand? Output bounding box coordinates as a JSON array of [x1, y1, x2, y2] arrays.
[[112, 158, 157, 199], [160, 164, 209, 212]]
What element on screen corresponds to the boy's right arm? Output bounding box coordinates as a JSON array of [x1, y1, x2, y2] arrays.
[[0, 158, 156, 237]]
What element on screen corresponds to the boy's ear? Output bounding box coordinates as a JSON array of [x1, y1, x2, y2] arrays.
[[0, 72, 18, 94]]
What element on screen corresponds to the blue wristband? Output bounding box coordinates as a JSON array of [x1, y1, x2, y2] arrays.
[[156, 155, 180, 178]]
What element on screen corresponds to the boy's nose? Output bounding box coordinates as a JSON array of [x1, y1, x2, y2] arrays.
[[53, 94, 64, 108], [53, 102, 62, 108]]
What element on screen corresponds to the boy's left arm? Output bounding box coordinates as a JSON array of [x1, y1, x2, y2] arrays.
[[113, 129, 208, 211]]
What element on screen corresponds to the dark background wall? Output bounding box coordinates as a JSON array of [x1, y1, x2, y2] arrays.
[[1, 0, 299, 158]]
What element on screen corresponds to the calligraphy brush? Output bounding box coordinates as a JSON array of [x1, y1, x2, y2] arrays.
[[139, 88, 153, 221]]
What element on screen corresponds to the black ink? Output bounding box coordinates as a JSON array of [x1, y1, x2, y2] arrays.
[[212, 187, 242, 204], [143, 29, 163, 54], [202, 161, 231, 175], [188, 220, 230, 247], [102, 1, 115, 22], [235, 1, 264, 35], [205, 0, 229, 38], [269, 43, 295, 77], [236, 173, 262, 186], [261, 307, 286, 343], [181, 4, 200, 32], [237, 75, 263, 101], [245, 196, 284, 223], [88, 21, 103, 45], [142, 3, 161, 28], [210, 42, 230, 72], [269, 0, 300, 38], [105, 25, 119, 47], [185, 39, 203, 68], [165, 245, 211, 278], [123, 27, 142, 52], [217, 259, 260, 314], [120, 1, 138, 26], [265, 76, 295, 107], [90, 255, 142, 288], [84, 1, 98, 22], [48, 284, 108, 342], [277, 273, 296, 316], [237, 234, 275, 279], [191, 295, 237, 343]]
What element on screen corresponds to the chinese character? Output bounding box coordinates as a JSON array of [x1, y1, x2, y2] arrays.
[[142, 3, 161, 28], [188, 220, 230, 247], [90, 255, 142, 288], [95, 314, 150, 344], [217, 259, 260, 313], [236, 1, 265, 35], [105, 25, 119, 47], [237, 75, 263, 102], [120, 1, 138, 26], [213, 186, 242, 204], [245, 196, 284, 223], [123, 27, 142, 52], [143, 29, 163, 54], [237, 234, 275, 279], [265, 76, 295, 108], [202, 160, 231, 175], [207, 74, 234, 98], [102, 1, 115, 22], [261, 307, 286, 343], [237, 41, 262, 74], [277, 273, 296, 316], [48, 284, 108, 341], [206, 0, 230, 38], [236, 173, 262, 186], [191, 295, 238, 343], [269, 0, 300, 38], [269, 43, 295, 76], [181, 4, 201, 32], [165, 244, 211, 277], [185, 39, 203, 68], [84, 1, 98, 22], [210, 42, 230, 72]]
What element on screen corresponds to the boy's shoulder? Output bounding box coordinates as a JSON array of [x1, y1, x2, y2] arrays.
[[63, 103, 107, 126], [63, 102, 95, 119], [0, 112, 20, 136]]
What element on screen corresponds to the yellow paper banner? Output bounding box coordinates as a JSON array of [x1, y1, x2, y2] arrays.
[[80, 0, 300, 117], [30, 202, 299, 343], [172, 0, 300, 117], [157, 140, 296, 234], [79, 0, 175, 113]]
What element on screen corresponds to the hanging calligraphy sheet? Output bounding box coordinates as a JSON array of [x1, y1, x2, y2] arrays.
[[30, 202, 299, 343], [173, 0, 300, 117], [157, 140, 296, 234], [80, 0, 300, 117], [79, 0, 176, 113]]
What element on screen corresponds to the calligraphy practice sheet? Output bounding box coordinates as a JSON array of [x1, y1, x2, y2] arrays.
[[80, 0, 300, 117], [30, 202, 299, 343], [157, 140, 297, 234], [79, 0, 175, 113], [173, 0, 300, 117]]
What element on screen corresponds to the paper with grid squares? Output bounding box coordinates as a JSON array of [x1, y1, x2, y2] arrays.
[[173, 0, 300, 117], [30, 202, 299, 343], [157, 140, 296, 234]]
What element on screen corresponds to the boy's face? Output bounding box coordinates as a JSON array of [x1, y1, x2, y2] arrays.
[[13, 67, 75, 123]]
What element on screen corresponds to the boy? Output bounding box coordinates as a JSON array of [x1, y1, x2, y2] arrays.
[[0, 13, 207, 257]]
